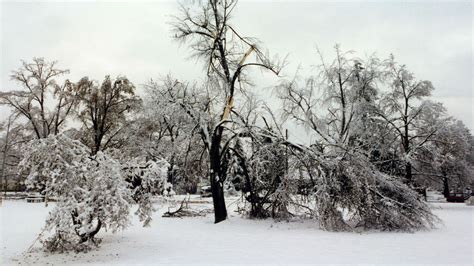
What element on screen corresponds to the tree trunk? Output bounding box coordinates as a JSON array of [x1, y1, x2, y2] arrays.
[[167, 155, 175, 185], [403, 94, 412, 185], [210, 171, 227, 223], [209, 129, 227, 223], [443, 175, 449, 198], [72, 210, 102, 243], [405, 161, 412, 184]]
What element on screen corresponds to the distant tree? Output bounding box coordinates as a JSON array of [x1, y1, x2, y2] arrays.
[[76, 76, 141, 154], [171, 0, 284, 223], [377, 55, 441, 185], [0, 116, 33, 192], [415, 116, 474, 195], [133, 77, 208, 193], [0, 58, 78, 139]]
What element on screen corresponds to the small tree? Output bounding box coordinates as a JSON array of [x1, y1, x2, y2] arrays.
[[121, 158, 174, 226], [0, 115, 33, 192], [19, 134, 168, 252]]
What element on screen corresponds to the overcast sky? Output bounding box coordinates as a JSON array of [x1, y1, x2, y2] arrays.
[[1, 0, 472, 134]]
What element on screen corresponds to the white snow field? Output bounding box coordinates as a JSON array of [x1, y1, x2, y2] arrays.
[[1, 198, 473, 265]]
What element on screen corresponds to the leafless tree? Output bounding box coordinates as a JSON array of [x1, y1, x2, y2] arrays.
[[171, 0, 284, 223], [280, 45, 379, 148], [414, 112, 473, 195], [377, 55, 440, 184], [278, 47, 438, 231], [76, 76, 141, 155], [131, 77, 210, 193], [0, 58, 78, 139]]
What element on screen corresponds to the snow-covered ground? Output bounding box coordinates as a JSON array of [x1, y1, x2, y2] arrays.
[[1, 197, 473, 265]]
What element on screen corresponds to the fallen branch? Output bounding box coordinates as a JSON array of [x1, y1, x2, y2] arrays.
[[162, 196, 212, 218]]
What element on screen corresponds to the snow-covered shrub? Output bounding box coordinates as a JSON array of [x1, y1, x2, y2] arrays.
[[313, 150, 440, 232], [19, 136, 173, 252], [19, 134, 140, 252], [229, 135, 294, 219], [121, 158, 173, 226]]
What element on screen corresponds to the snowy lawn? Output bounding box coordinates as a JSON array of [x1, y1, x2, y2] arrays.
[[1, 198, 473, 265]]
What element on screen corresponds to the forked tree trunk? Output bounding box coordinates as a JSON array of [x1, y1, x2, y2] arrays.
[[72, 210, 103, 243]]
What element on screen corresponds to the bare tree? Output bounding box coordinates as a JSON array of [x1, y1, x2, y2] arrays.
[[172, 0, 284, 223], [377, 55, 440, 185], [0, 114, 41, 192], [0, 115, 13, 195], [415, 113, 473, 196], [0, 58, 78, 139], [76, 76, 141, 155], [280, 45, 379, 148], [129, 77, 210, 193]]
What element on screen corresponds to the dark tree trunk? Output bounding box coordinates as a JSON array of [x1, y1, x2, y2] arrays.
[[402, 93, 413, 185], [209, 128, 227, 223], [443, 175, 450, 198], [405, 161, 412, 184], [210, 171, 227, 223], [402, 124, 413, 185], [72, 210, 102, 243], [83, 218, 102, 243], [167, 155, 176, 185]]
